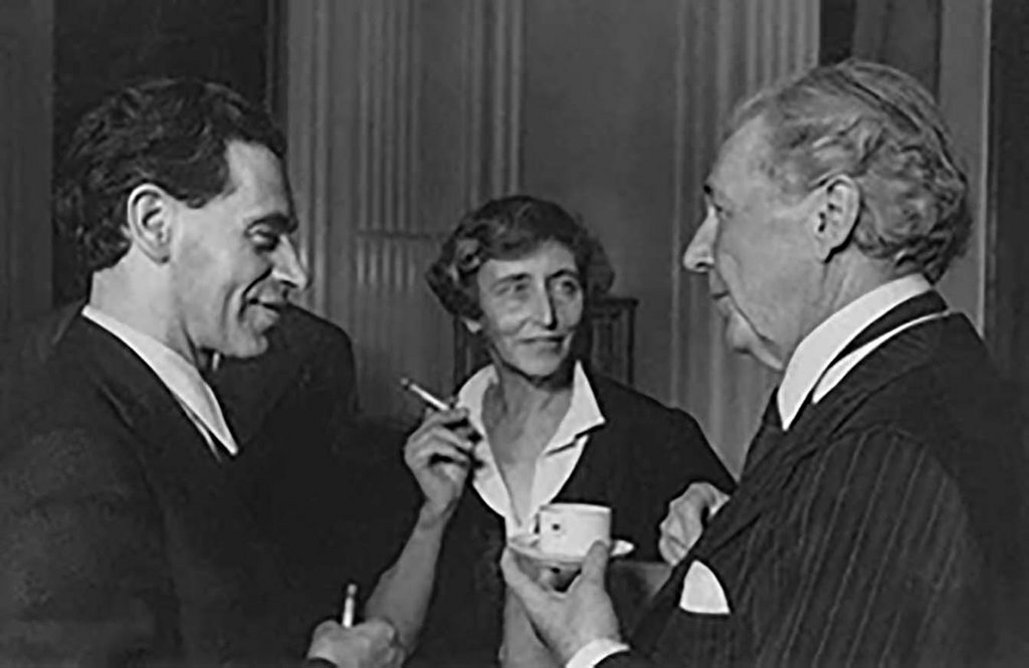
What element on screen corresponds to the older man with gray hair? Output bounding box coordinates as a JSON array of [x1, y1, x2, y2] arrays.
[[502, 59, 1025, 667]]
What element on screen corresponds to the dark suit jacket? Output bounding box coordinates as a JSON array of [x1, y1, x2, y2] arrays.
[[0, 303, 395, 628], [0, 316, 315, 666], [210, 305, 384, 622], [0, 300, 81, 427], [606, 294, 1027, 667], [411, 373, 735, 666]]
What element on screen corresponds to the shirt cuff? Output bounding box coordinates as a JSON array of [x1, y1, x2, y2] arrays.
[[565, 638, 631, 668]]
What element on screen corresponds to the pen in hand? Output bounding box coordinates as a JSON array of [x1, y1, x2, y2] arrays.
[[340, 582, 357, 627]]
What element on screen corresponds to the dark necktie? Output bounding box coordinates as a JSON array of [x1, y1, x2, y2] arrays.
[[741, 388, 784, 478]]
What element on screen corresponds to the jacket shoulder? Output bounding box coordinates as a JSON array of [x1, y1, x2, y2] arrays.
[[591, 373, 699, 429]]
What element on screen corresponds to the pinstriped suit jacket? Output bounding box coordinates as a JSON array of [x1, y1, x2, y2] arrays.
[[604, 295, 1027, 667]]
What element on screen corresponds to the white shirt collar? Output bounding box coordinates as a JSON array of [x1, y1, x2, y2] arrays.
[[457, 360, 606, 535], [82, 305, 239, 457], [778, 274, 932, 430]]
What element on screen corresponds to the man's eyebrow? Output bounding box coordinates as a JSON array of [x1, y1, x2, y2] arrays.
[[490, 272, 530, 287], [547, 267, 581, 281], [249, 213, 296, 234]]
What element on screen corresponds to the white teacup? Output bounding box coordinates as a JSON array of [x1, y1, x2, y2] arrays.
[[537, 503, 612, 557]]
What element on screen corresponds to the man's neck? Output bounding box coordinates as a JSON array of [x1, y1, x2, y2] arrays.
[[89, 268, 201, 369], [785, 260, 899, 367]]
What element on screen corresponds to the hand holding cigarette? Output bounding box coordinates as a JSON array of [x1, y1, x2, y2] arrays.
[[400, 377, 482, 444], [400, 377, 480, 525]]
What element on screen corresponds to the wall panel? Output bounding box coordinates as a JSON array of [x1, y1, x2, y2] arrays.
[[523, 0, 818, 474], [285, 0, 523, 417], [284, 1, 990, 475], [674, 0, 820, 474]]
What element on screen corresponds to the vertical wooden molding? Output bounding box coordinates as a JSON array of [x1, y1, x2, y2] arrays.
[[310, 0, 331, 316], [462, 0, 485, 206], [462, 0, 523, 205], [490, 0, 523, 195], [668, 0, 691, 406], [673, 0, 820, 474], [506, 0, 524, 194], [284, 0, 524, 415], [265, 0, 284, 123], [284, 0, 327, 315], [974, 6, 990, 332]]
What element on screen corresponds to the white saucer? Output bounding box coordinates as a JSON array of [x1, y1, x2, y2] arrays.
[[508, 534, 635, 566]]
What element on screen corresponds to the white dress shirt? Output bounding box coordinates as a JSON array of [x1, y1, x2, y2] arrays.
[[82, 305, 239, 459], [457, 360, 606, 538], [777, 274, 937, 430]]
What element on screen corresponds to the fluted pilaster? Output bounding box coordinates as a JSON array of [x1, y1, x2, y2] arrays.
[[672, 0, 819, 472], [285, 0, 523, 414]]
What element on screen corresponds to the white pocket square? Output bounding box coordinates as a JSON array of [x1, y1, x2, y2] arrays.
[[678, 559, 730, 615]]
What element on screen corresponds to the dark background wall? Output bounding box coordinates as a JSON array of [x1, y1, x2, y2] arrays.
[[986, 0, 1029, 443], [52, 0, 275, 304]]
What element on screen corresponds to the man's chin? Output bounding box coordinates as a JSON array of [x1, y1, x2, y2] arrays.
[[221, 332, 271, 360], [725, 320, 783, 371]]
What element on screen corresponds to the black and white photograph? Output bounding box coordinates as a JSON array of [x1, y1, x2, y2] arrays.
[[0, 1, 1026, 666]]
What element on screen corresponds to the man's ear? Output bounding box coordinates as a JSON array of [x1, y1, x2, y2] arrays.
[[810, 175, 861, 262], [125, 183, 175, 263], [462, 317, 483, 335]]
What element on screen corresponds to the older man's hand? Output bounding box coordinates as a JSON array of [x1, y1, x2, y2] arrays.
[[658, 482, 731, 565], [500, 542, 621, 665], [306, 618, 405, 668]]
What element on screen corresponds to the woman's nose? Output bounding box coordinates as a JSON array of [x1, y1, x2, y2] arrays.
[[531, 287, 558, 327]]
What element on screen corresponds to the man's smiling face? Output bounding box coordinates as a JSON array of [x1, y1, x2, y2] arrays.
[[170, 140, 308, 361]]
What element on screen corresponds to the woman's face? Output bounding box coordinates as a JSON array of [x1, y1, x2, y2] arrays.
[[468, 241, 584, 380]]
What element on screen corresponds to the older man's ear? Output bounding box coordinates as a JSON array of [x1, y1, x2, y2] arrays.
[[811, 175, 861, 262]]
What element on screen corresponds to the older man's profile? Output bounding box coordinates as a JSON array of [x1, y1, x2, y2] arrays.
[[502, 59, 1027, 668]]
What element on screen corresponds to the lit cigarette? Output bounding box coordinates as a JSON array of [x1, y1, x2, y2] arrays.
[[400, 377, 451, 412], [400, 377, 483, 447], [341, 582, 357, 627]]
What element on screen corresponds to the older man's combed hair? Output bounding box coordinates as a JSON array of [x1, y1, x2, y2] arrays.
[[730, 59, 970, 283]]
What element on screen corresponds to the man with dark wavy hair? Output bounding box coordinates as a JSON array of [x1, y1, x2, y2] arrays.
[[503, 59, 1026, 667], [0, 79, 402, 667]]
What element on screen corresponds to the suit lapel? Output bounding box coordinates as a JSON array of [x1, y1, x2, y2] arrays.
[[211, 306, 309, 446], [61, 318, 266, 538], [68, 319, 221, 462], [833, 290, 946, 361], [694, 292, 950, 560], [55, 318, 306, 653]]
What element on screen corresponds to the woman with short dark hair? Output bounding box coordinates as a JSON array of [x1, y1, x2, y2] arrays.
[[365, 195, 732, 667]]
